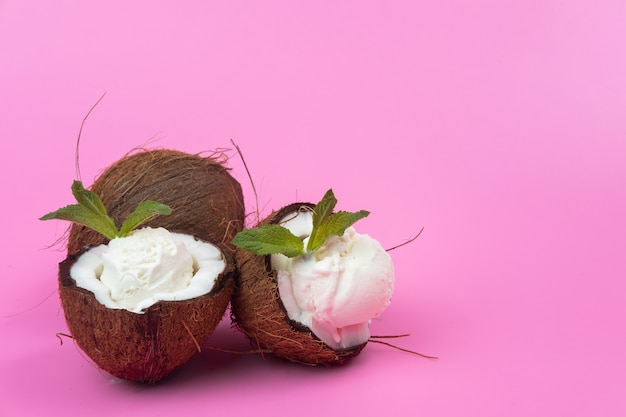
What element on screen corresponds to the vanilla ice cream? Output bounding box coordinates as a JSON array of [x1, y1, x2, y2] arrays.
[[271, 212, 394, 350], [70, 227, 225, 313]]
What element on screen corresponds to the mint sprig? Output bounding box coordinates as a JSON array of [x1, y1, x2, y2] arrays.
[[231, 189, 369, 258], [230, 225, 305, 257], [40, 180, 171, 239]]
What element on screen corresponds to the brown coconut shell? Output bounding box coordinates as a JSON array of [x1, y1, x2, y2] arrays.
[[231, 203, 366, 366], [59, 237, 235, 383], [67, 149, 245, 256]]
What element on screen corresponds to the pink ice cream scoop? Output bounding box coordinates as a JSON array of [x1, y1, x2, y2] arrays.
[[274, 222, 394, 350]]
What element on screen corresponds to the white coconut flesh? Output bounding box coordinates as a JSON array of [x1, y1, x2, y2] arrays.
[[271, 211, 395, 350], [70, 227, 225, 314]]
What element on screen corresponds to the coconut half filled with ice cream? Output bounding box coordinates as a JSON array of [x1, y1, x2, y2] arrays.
[[231, 189, 394, 365], [42, 180, 237, 383]]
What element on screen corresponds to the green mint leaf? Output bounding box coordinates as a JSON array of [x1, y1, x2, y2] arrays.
[[307, 210, 370, 252], [71, 180, 109, 217], [118, 200, 172, 237], [41, 180, 118, 238], [41, 180, 172, 240], [232, 188, 370, 259], [232, 225, 305, 258], [40, 204, 119, 239], [308, 189, 336, 252]]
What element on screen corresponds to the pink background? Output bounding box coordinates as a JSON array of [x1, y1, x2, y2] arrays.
[[1, 1, 625, 416]]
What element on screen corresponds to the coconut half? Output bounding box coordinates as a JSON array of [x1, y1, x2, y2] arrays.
[[67, 149, 245, 256], [59, 232, 234, 383], [231, 203, 369, 366]]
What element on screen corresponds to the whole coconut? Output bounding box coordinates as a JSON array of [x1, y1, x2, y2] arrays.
[[67, 149, 245, 255]]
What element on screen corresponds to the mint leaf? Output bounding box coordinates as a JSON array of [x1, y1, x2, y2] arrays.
[[40, 203, 118, 239], [307, 209, 370, 252], [118, 200, 172, 237], [232, 225, 305, 258], [308, 189, 336, 252], [71, 180, 109, 218], [41, 180, 171, 239], [231, 188, 370, 258]]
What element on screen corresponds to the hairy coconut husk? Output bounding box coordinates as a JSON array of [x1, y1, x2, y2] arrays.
[[67, 149, 245, 255], [231, 203, 366, 366], [59, 238, 235, 383]]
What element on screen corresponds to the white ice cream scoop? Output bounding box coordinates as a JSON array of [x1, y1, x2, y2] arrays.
[[71, 227, 225, 313]]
